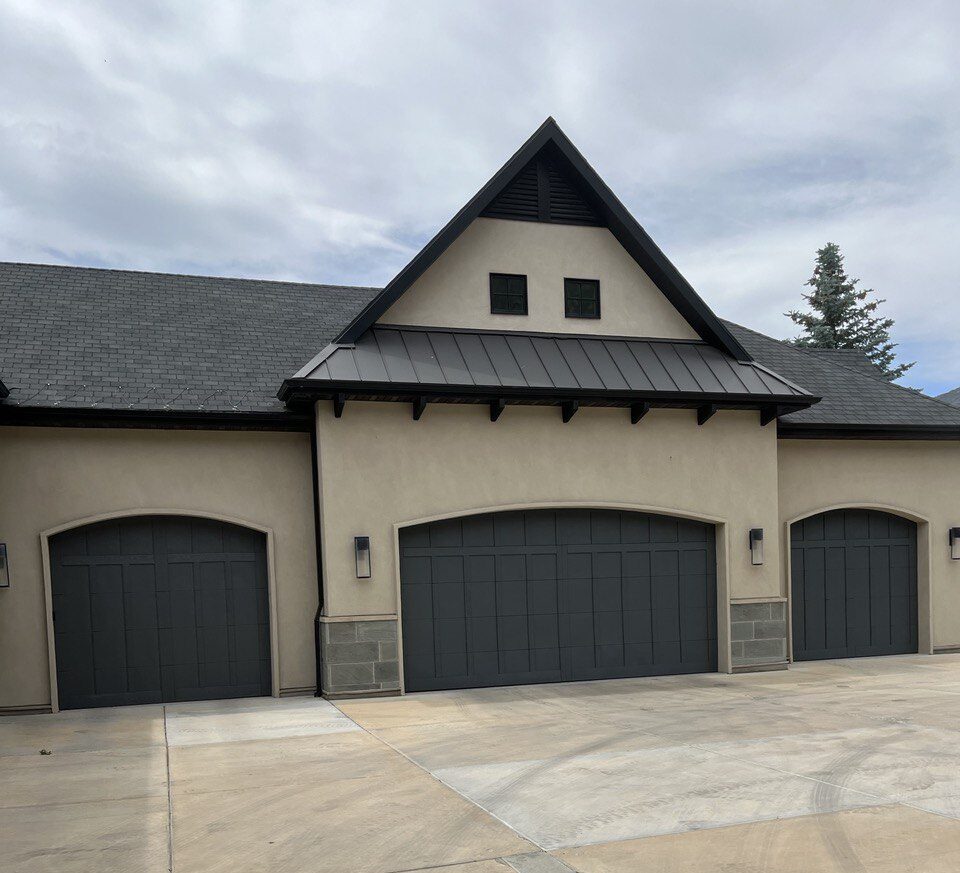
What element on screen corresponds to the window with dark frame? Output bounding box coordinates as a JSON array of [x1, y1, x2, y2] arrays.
[[564, 278, 600, 318], [489, 273, 528, 315]]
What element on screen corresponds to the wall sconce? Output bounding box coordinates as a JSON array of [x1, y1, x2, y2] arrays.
[[0, 544, 8, 588], [950, 528, 960, 561], [354, 536, 371, 579], [749, 529, 764, 566]]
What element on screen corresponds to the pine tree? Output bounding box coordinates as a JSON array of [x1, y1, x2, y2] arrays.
[[787, 242, 913, 381]]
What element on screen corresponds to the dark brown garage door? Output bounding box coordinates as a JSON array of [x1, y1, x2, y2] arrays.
[[399, 509, 717, 691], [791, 508, 917, 661], [51, 516, 271, 709]]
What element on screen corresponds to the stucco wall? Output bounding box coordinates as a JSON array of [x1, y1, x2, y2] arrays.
[[0, 426, 318, 710], [380, 217, 701, 339], [315, 401, 780, 625], [778, 439, 960, 650]]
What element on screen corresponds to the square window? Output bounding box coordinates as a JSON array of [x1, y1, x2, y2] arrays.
[[490, 273, 528, 315], [564, 278, 600, 319]]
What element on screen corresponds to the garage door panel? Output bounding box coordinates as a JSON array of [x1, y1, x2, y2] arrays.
[[400, 509, 716, 691], [792, 509, 916, 661], [52, 516, 270, 709]]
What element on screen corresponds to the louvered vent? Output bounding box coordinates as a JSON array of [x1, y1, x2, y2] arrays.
[[546, 158, 602, 225], [480, 151, 603, 226], [481, 160, 539, 220]]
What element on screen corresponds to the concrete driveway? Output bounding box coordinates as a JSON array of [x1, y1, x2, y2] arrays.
[[6, 655, 960, 872]]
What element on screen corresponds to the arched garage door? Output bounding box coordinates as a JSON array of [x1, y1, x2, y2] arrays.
[[791, 509, 917, 661], [400, 509, 717, 691], [51, 516, 271, 709]]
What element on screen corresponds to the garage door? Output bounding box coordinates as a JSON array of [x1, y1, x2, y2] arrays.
[[51, 516, 271, 709], [399, 509, 717, 691], [791, 509, 917, 661]]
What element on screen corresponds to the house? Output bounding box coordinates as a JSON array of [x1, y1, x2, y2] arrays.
[[3, 119, 960, 713]]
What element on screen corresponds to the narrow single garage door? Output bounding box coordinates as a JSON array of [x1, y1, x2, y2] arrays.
[[400, 509, 717, 691], [791, 509, 917, 661], [51, 516, 271, 709]]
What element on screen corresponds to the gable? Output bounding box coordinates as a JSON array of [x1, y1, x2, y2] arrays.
[[336, 118, 751, 361], [379, 217, 701, 339]]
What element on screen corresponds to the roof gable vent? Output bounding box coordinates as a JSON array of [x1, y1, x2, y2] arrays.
[[481, 148, 602, 226]]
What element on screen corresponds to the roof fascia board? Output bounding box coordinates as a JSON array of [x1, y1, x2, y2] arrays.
[[778, 422, 960, 441], [333, 118, 752, 362], [279, 376, 817, 409], [0, 406, 313, 432]]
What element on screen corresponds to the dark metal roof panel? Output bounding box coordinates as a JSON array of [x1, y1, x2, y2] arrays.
[[298, 326, 810, 401]]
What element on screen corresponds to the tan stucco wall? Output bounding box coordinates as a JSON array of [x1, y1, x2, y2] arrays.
[[0, 427, 318, 710], [315, 401, 780, 624], [380, 217, 701, 339], [778, 439, 960, 650]]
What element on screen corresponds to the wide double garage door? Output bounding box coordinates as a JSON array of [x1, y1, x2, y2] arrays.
[[51, 516, 271, 710], [791, 509, 918, 660], [400, 509, 717, 691]]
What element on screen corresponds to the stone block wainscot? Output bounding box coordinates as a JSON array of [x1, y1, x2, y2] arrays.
[[730, 600, 788, 671], [318, 618, 400, 697]]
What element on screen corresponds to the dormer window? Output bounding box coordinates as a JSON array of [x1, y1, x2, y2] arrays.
[[490, 273, 528, 315], [564, 278, 600, 319]]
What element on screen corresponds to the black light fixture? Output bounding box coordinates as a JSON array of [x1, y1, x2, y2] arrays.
[[0, 544, 8, 588], [950, 528, 960, 561], [354, 536, 371, 578], [749, 529, 764, 566]]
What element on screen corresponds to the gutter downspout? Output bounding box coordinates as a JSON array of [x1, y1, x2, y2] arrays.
[[310, 415, 325, 697]]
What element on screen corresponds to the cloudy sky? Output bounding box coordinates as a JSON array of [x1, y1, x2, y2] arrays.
[[1, 1, 957, 392]]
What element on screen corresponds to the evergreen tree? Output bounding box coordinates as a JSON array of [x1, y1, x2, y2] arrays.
[[787, 242, 913, 381]]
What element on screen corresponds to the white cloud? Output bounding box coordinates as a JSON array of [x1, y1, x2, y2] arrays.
[[0, 0, 957, 389]]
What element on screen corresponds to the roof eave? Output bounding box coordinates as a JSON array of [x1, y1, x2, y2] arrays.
[[778, 422, 960, 440], [278, 376, 817, 413]]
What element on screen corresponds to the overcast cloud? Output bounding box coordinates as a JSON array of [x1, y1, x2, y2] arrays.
[[1, 1, 957, 391]]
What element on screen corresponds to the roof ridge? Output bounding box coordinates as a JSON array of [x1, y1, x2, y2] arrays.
[[0, 260, 383, 292], [721, 319, 960, 417]]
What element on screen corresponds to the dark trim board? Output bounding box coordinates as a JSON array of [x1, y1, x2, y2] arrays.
[[779, 423, 960, 440], [0, 406, 313, 432], [333, 118, 752, 362]]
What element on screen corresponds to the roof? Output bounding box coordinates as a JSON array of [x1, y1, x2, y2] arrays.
[[806, 348, 884, 380], [724, 321, 960, 434], [0, 261, 378, 425], [335, 118, 751, 362], [937, 386, 960, 407], [1, 260, 956, 437], [281, 325, 811, 414]]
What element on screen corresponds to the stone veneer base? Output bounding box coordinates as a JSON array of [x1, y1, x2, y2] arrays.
[[318, 618, 400, 696], [730, 600, 788, 669]]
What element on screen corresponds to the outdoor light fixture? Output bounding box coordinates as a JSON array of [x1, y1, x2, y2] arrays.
[[749, 529, 764, 566], [0, 544, 9, 588], [951, 528, 960, 561], [354, 536, 371, 579]]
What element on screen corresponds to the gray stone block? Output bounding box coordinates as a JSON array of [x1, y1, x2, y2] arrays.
[[741, 638, 786, 659], [754, 620, 787, 640], [357, 620, 397, 642], [324, 641, 380, 664], [731, 641, 744, 658], [730, 621, 755, 641], [327, 662, 375, 688], [321, 622, 358, 644], [769, 601, 786, 620], [375, 660, 399, 683], [730, 603, 771, 622], [379, 641, 398, 661]]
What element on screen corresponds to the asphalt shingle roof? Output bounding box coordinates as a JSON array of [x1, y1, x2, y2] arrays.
[[1, 261, 955, 431], [723, 321, 960, 428], [937, 386, 960, 408], [0, 262, 379, 415]]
